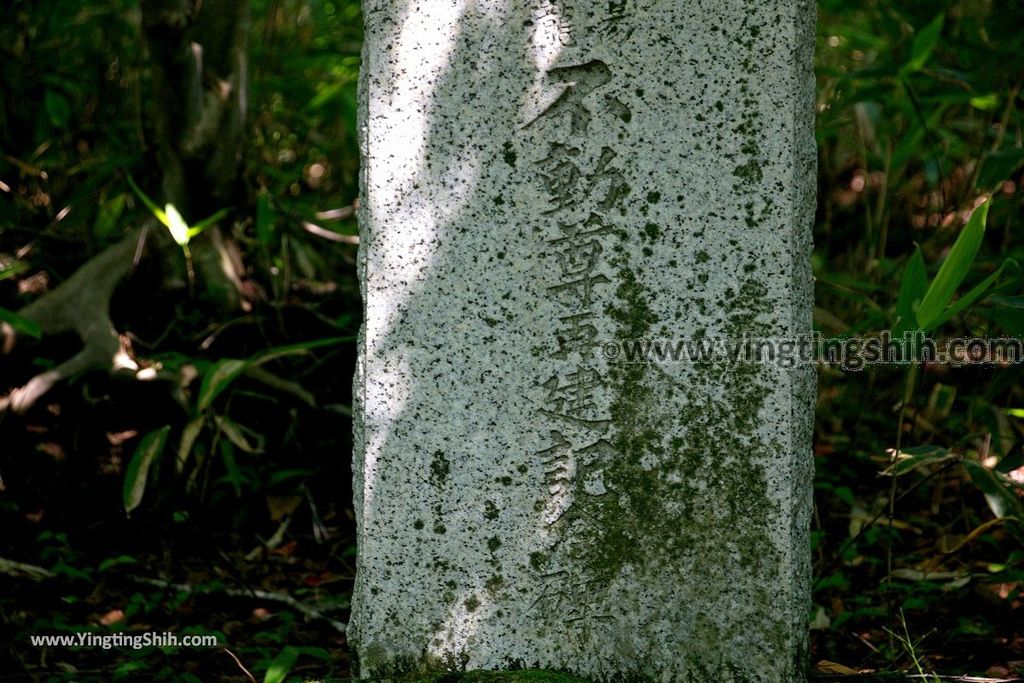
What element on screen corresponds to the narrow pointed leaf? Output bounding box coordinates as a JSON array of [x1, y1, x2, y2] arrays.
[[126, 175, 170, 228], [188, 207, 231, 237], [901, 13, 944, 76], [929, 262, 1005, 329], [123, 426, 171, 515], [197, 359, 249, 413], [263, 647, 299, 683], [177, 417, 205, 473], [893, 246, 928, 335], [916, 200, 989, 331]]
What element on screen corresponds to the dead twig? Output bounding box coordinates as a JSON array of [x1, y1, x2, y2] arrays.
[[222, 648, 257, 683], [128, 576, 348, 634], [0, 556, 55, 582]]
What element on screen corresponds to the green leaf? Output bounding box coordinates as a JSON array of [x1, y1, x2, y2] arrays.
[[176, 417, 205, 473], [215, 416, 261, 454], [996, 442, 1024, 474], [256, 190, 274, 247], [98, 555, 138, 572], [126, 175, 170, 227], [188, 207, 231, 238], [195, 338, 349, 414], [893, 246, 928, 335], [884, 445, 954, 477], [965, 460, 1024, 519], [0, 308, 42, 339], [94, 193, 128, 240], [248, 336, 350, 366], [928, 262, 1006, 329], [0, 261, 28, 282], [263, 647, 299, 683], [969, 93, 1000, 111], [197, 359, 249, 413], [0, 309, 41, 337], [900, 13, 944, 76], [123, 426, 171, 516], [44, 91, 71, 128], [916, 200, 989, 332]]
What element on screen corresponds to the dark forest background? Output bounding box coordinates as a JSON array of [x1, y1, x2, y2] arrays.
[[1, 1, 1022, 681]]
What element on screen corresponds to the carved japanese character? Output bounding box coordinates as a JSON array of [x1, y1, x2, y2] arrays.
[[553, 312, 599, 360], [526, 60, 612, 135]]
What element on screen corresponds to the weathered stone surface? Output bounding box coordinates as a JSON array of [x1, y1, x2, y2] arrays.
[[351, 1, 816, 681]]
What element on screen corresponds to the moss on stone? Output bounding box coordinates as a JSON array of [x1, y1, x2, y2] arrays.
[[392, 670, 590, 683], [430, 451, 450, 487], [555, 256, 793, 670]]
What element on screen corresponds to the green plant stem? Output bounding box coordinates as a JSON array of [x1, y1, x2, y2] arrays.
[[887, 363, 919, 655]]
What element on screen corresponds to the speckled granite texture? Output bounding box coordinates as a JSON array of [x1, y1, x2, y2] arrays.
[[351, 1, 816, 681]]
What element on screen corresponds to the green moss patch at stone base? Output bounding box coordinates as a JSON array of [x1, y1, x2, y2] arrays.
[[379, 670, 591, 683]]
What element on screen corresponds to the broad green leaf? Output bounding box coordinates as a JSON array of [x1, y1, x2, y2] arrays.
[[916, 200, 989, 331], [893, 247, 928, 335], [263, 647, 299, 683], [197, 359, 249, 413], [900, 13, 944, 76], [0, 308, 42, 339], [123, 426, 171, 516], [965, 460, 1024, 519], [164, 203, 191, 246]]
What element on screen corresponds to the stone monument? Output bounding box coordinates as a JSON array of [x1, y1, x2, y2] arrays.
[[351, 1, 816, 680]]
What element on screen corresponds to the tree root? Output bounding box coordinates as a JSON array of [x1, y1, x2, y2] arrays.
[[1, 224, 154, 414]]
